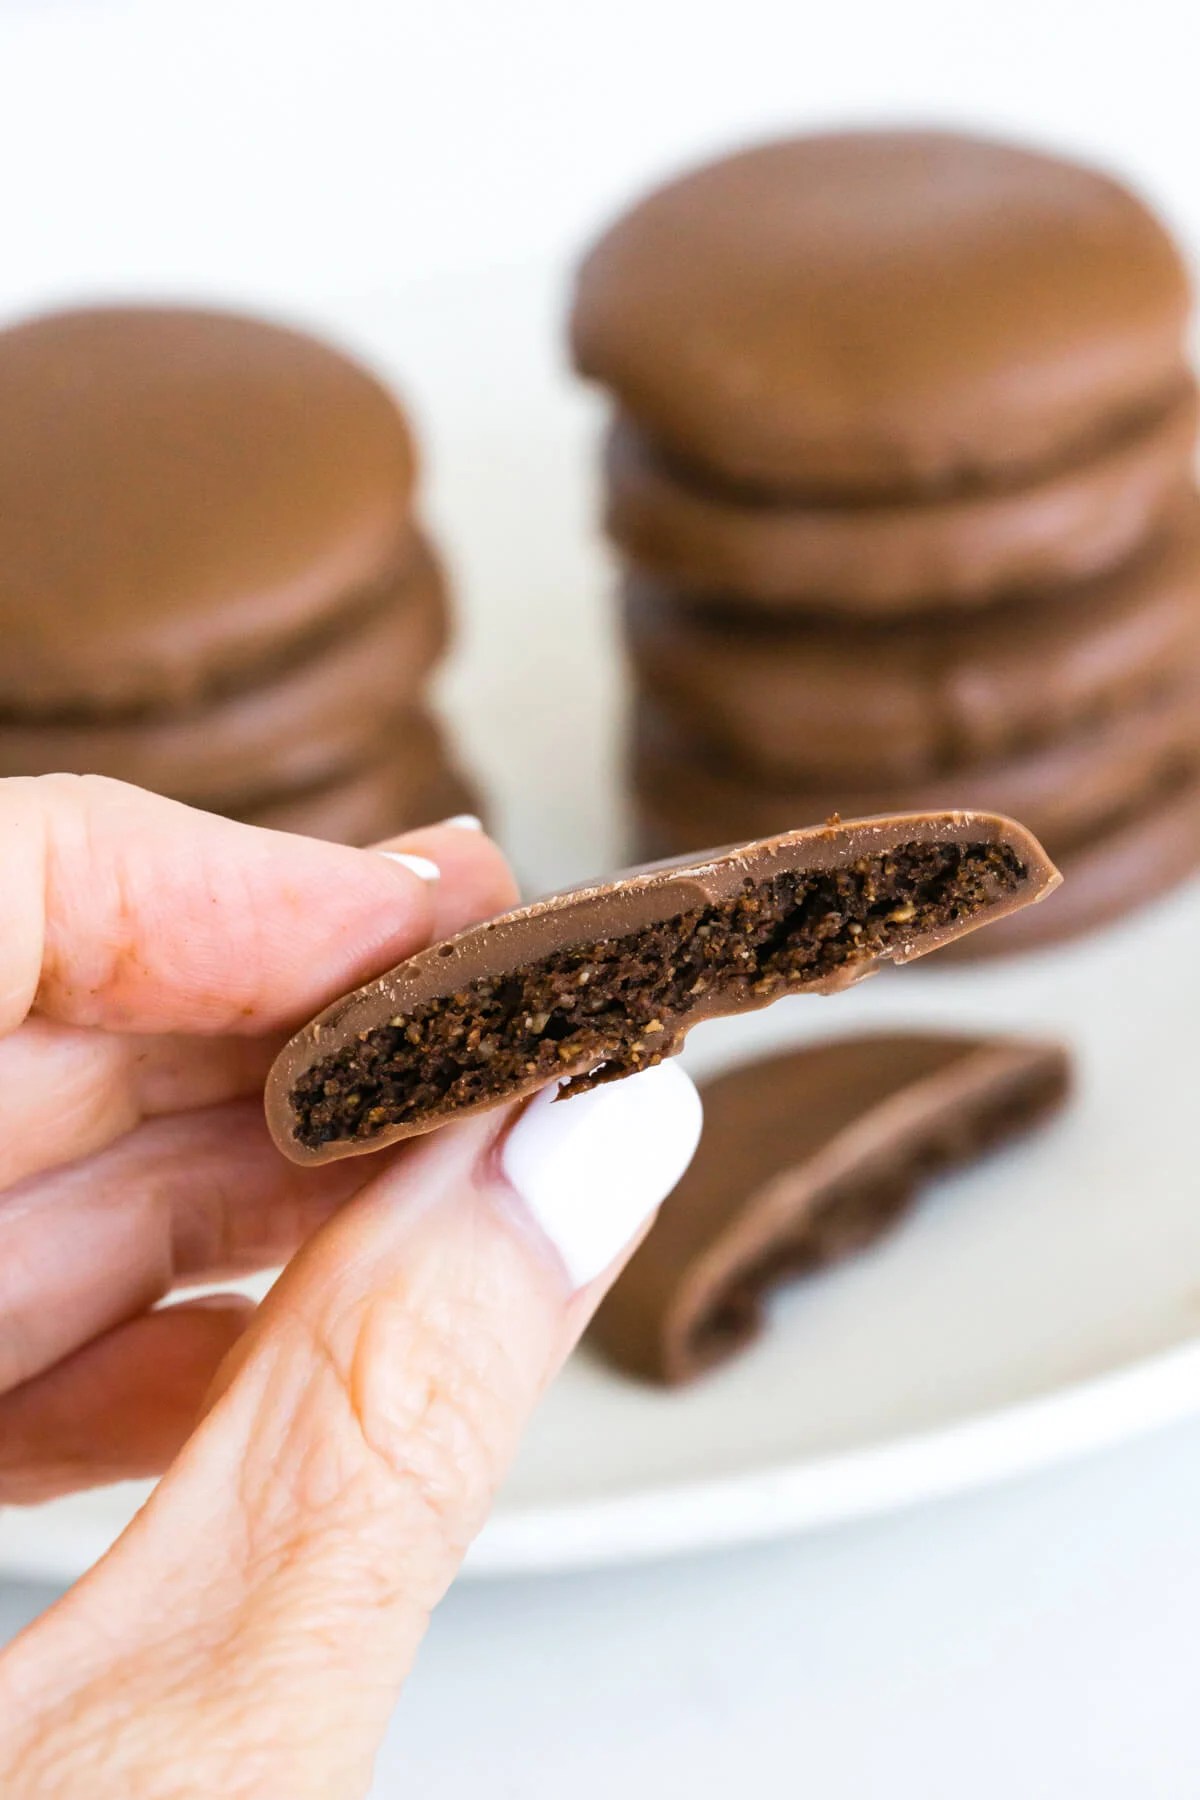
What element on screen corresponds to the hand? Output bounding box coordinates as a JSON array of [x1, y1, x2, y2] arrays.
[[0, 775, 701, 1797]]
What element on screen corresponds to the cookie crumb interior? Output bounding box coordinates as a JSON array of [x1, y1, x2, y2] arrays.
[[288, 840, 1024, 1149]]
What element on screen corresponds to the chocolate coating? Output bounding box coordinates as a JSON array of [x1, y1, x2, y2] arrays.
[[625, 503, 1200, 781], [0, 540, 449, 804], [590, 1033, 1071, 1383], [239, 713, 477, 845], [572, 130, 1191, 494], [632, 682, 1200, 859], [606, 388, 1198, 613], [266, 813, 1059, 1164], [0, 305, 418, 710]]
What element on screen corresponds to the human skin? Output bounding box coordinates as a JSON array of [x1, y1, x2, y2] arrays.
[[0, 775, 700, 1797]]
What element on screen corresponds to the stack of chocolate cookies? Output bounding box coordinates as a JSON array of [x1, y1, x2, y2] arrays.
[[571, 130, 1200, 952], [0, 305, 477, 842]]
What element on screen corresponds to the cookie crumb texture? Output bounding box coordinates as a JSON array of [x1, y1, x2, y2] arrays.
[[288, 840, 1024, 1149]]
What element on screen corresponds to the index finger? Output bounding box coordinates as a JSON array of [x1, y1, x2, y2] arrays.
[[0, 775, 515, 1036]]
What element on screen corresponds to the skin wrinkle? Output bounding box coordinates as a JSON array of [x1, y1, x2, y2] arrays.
[[235, 1315, 377, 1571], [1, 1628, 299, 1800], [0, 1102, 372, 1399], [38, 777, 116, 1016], [4, 1152, 575, 1771], [0, 1132, 577, 1797], [0, 781, 48, 1034], [349, 1291, 500, 1557], [0, 1185, 170, 1393], [229, 1289, 476, 1619], [201, 1171, 542, 1642], [89, 821, 147, 1015], [162, 1108, 359, 1282], [0, 1605, 196, 1773], [0, 1286, 37, 1402], [0, 1302, 251, 1503], [0, 1022, 284, 1191], [35, 778, 178, 1026]]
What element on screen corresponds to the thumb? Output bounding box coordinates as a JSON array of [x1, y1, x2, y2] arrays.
[[0, 1063, 701, 1799]]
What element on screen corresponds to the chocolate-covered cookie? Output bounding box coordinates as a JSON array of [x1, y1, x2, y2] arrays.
[[239, 711, 475, 845], [266, 813, 1059, 1163], [606, 389, 1197, 613], [0, 540, 449, 802], [625, 504, 1200, 781], [591, 1033, 1071, 1383], [572, 130, 1190, 494], [0, 305, 418, 711], [631, 684, 1200, 859]]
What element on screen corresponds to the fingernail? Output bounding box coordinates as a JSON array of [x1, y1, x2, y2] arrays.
[[173, 1293, 255, 1314], [438, 813, 484, 832], [378, 852, 441, 882], [500, 1061, 703, 1288]]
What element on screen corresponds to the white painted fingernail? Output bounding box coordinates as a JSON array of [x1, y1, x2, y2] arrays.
[[378, 852, 440, 882], [501, 1060, 703, 1288], [438, 813, 484, 832]]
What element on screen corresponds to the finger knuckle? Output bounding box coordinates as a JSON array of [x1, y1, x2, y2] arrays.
[[348, 1286, 513, 1554], [237, 1286, 516, 1603]]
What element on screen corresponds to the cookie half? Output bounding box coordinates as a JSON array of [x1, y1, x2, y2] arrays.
[[592, 1033, 1070, 1383]]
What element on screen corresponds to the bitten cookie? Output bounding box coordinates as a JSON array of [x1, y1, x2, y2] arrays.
[[266, 813, 1059, 1163]]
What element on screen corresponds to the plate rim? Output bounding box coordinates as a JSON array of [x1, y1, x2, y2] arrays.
[[5, 1334, 1199, 1586], [462, 1334, 1200, 1573]]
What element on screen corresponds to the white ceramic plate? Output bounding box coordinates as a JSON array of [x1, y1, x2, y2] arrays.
[[2, 272, 1198, 1582]]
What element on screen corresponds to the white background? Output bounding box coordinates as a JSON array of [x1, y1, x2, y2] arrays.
[[2, 0, 1200, 1793], [1, 0, 1199, 315]]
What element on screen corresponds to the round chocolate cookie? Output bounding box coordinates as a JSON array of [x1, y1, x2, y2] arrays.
[[240, 714, 478, 846], [0, 305, 419, 710], [625, 503, 1200, 782], [631, 686, 1200, 859], [0, 539, 449, 804], [606, 388, 1198, 614], [573, 131, 1191, 495]]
